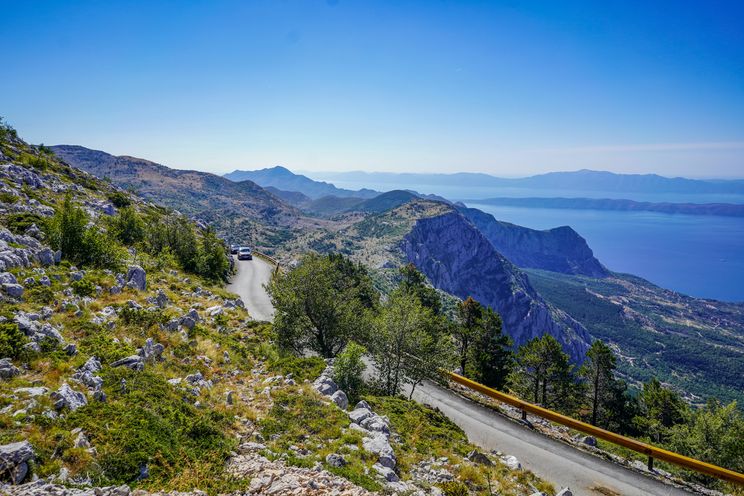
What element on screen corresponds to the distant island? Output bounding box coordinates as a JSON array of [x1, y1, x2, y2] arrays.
[[308, 169, 744, 195], [465, 197, 744, 218]]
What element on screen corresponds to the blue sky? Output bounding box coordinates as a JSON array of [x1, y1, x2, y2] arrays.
[[1, 0, 743, 177]]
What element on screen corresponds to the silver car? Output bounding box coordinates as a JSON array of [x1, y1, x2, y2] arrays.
[[237, 247, 253, 260]]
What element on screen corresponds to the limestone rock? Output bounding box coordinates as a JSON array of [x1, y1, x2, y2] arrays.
[[0, 358, 20, 379], [2, 283, 24, 298], [325, 453, 347, 468], [330, 390, 349, 410], [0, 440, 34, 484], [111, 355, 144, 371], [50, 383, 87, 411], [125, 265, 146, 291]]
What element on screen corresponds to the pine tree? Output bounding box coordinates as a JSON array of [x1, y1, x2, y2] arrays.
[[398, 263, 442, 314], [470, 307, 513, 389], [580, 340, 618, 426], [455, 297, 482, 374], [509, 334, 575, 411]]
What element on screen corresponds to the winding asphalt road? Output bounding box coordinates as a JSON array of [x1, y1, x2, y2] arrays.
[[234, 264, 694, 495], [407, 381, 691, 496], [226, 255, 276, 321]]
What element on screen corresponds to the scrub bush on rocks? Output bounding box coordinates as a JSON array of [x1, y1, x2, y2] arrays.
[[65, 367, 233, 486], [0, 323, 27, 359], [333, 342, 367, 405]]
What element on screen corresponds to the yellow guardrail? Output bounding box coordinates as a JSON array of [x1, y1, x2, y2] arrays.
[[446, 371, 744, 486], [252, 250, 279, 267]]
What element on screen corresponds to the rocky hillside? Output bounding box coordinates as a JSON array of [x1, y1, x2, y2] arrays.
[[402, 211, 591, 360], [2, 124, 556, 495], [457, 206, 609, 277], [287, 199, 592, 361], [50, 145, 323, 253]]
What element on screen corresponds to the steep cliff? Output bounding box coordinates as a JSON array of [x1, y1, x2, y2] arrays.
[[458, 206, 608, 277], [401, 211, 591, 360]]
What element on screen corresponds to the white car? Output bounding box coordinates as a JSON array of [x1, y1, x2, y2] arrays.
[[237, 247, 253, 260]]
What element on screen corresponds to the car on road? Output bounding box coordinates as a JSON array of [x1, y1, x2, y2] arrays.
[[230, 244, 240, 254], [237, 247, 253, 260]]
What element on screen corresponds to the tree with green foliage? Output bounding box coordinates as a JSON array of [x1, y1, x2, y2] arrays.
[[333, 341, 367, 404], [470, 307, 513, 390], [509, 334, 576, 411], [44, 194, 123, 269], [196, 227, 230, 281], [402, 314, 454, 399], [329, 253, 379, 310], [268, 253, 376, 358], [372, 290, 438, 396], [398, 263, 442, 314], [454, 296, 481, 374], [635, 378, 689, 442], [109, 205, 145, 245], [580, 340, 618, 426], [668, 399, 744, 479], [144, 214, 200, 272]]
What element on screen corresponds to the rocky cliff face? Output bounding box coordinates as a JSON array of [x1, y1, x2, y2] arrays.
[[401, 211, 591, 360], [458, 206, 608, 277]]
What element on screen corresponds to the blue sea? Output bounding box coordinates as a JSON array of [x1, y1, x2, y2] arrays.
[[466, 203, 744, 303], [315, 177, 744, 302]]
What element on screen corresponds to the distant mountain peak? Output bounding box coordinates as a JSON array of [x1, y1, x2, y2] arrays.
[[223, 166, 379, 200]]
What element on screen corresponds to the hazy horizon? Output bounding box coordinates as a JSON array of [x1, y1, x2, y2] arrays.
[[3, 1, 743, 177]]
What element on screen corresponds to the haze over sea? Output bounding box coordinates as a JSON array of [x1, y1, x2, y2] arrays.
[[310, 175, 744, 302]]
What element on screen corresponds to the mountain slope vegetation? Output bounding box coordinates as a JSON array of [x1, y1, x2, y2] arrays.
[[526, 269, 744, 406], [50, 145, 326, 254]]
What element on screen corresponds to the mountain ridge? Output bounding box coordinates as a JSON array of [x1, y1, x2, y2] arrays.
[[306, 169, 744, 195], [50, 145, 321, 252], [456, 206, 609, 277], [225, 166, 379, 199]]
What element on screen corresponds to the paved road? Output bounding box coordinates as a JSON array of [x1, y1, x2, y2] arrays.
[[237, 267, 693, 495], [227, 255, 276, 321], [408, 381, 692, 496]]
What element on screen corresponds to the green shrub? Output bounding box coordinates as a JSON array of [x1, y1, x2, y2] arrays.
[[21, 153, 52, 172], [66, 368, 233, 486], [267, 353, 325, 383], [0, 323, 27, 359], [78, 325, 136, 363], [119, 307, 166, 329], [108, 191, 132, 208], [109, 206, 145, 246], [3, 212, 43, 235], [71, 278, 96, 297], [0, 191, 17, 204], [333, 342, 366, 405], [26, 285, 55, 304], [44, 195, 124, 269], [439, 481, 469, 496]]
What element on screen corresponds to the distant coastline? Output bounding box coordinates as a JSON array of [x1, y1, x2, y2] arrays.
[[464, 197, 744, 218]]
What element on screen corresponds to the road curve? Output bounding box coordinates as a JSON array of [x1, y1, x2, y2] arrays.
[[226, 255, 276, 321], [408, 381, 693, 496], [231, 263, 694, 495]]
